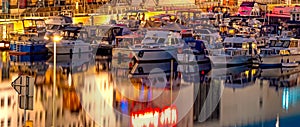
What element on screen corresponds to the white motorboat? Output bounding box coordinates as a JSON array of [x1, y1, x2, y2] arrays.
[[128, 30, 184, 62], [207, 36, 257, 66], [258, 31, 300, 67], [45, 26, 93, 54]]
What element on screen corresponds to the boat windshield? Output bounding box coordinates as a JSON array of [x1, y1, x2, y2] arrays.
[[143, 37, 159, 44], [117, 38, 143, 47], [46, 25, 61, 30], [61, 31, 78, 40]]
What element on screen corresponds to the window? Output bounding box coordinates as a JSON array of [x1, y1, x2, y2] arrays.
[[290, 40, 298, 48], [157, 38, 165, 44], [171, 38, 176, 45], [0, 120, 4, 126], [0, 98, 4, 107], [283, 41, 290, 48], [7, 97, 11, 106], [293, 14, 296, 20], [90, 30, 96, 36]]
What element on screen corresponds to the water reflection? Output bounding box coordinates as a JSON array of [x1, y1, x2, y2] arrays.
[[0, 52, 300, 126]]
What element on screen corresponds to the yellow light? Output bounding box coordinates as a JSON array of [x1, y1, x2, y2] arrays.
[[242, 45, 247, 49], [251, 69, 257, 75], [229, 29, 235, 34], [0, 43, 4, 47], [53, 35, 62, 42], [245, 70, 249, 77], [44, 36, 49, 40], [5, 44, 9, 47], [252, 43, 257, 48]]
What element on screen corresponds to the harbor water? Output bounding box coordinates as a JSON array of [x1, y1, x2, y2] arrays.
[[0, 52, 300, 127]]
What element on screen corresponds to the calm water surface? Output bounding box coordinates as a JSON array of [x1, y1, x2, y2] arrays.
[[1, 52, 300, 127]]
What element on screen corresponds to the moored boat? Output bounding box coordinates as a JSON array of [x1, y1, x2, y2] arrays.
[[128, 30, 184, 62], [45, 26, 93, 54], [207, 36, 257, 66], [257, 31, 300, 67]]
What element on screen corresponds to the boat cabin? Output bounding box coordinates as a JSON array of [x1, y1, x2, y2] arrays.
[[208, 48, 248, 57], [176, 10, 202, 22], [62, 27, 90, 41], [21, 17, 46, 35], [222, 37, 258, 55], [142, 31, 183, 46], [45, 15, 73, 31], [115, 34, 143, 48], [194, 28, 221, 45], [269, 37, 300, 48], [88, 25, 132, 45], [183, 39, 206, 55], [237, 1, 265, 17], [44, 27, 88, 42], [122, 10, 147, 21]]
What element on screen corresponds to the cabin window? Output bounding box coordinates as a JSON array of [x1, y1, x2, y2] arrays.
[[157, 38, 165, 44], [225, 50, 232, 55], [241, 50, 247, 55], [70, 32, 75, 37], [282, 41, 290, 48], [279, 10, 283, 14], [171, 38, 176, 44], [224, 43, 232, 48], [275, 41, 283, 47], [175, 38, 180, 44], [270, 40, 276, 47], [205, 36, 211, 42], [233, 43, 242, 48], [90, 30, 96, 36], [290, 40, 298, 48]]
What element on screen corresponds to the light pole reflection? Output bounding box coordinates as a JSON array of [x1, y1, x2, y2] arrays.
[[52, 34, 62, 127]]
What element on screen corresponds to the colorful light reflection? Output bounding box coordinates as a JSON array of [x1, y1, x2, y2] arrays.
[[282, 87, 300, 111], [130, 106, 178, 127]]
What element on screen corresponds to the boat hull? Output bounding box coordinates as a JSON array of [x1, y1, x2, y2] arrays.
[[10, 43, 48, 54], [46, 44, 93, 54], [177, 53, 210, 64], [208, 55, 251, 66], [258, 54, 300, 67], [132, 48, 177, 62]]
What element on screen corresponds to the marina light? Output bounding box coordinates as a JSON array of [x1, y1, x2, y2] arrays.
[[53, 35, 62, 42], [44, 36, 49, 40]]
